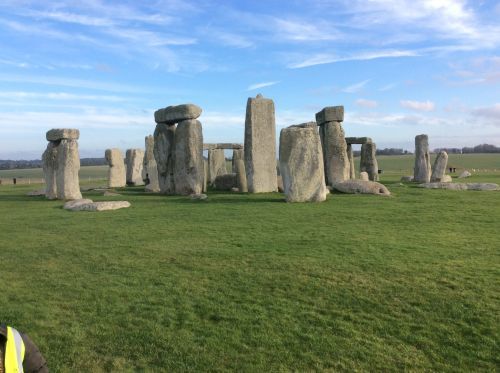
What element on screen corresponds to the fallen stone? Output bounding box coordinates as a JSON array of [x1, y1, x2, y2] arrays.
[[154, 104, 202, 124], [459, 170, 472, 178], [63, 199, 94, 210], [103, 191, 121, 196], [64, 199, 131, 211], [46, 128, 79, 141], [214, 173, 238, 191], [190, 193, 207, 200], [414, 134, 431, 183], [315, 106, 344, 125], [332, 180, 391, 196], [418, 182, 499, 191], [231, 187, 239, 192]]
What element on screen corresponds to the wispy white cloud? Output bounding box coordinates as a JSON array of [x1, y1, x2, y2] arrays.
[[471, 103, 500, 127], [0, 91, 129, 102], [342, 79, 370, 93], [355, 99, 378, 108], [247, 81, 280, 91], [400, 100, 436, 112], [379, 83, 398, 91], [273, 17, 340, 41]]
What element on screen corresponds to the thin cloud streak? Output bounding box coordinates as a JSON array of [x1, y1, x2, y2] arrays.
[[247, 81, 280, 91]]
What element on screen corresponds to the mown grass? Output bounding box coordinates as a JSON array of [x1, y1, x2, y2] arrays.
[[0, 170, 499, 371]]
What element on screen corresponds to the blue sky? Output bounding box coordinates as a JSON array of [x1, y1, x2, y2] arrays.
[[0, 0, 499, 159]]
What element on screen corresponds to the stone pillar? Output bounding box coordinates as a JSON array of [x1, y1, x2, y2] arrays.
[[126, 149, 145, 186], [431, 150, 449, 182], [203, 159, 208, 193], [316, 106, 350, 185], [173, 119, 204, 195], [279, 122, 327, 202], [105, 148, 126, 188], [244, 94, 277, 193], [232, 148, 243, 173], [144, 135, 160, 192], [234, 158, 247, 192], [414, 134, 431, 183], [208, 148, 227, 185], [360, 142, 379, 181], [42, 128, 81, 200], [347, 144, 355, 179], [153, 123, 176, 194]]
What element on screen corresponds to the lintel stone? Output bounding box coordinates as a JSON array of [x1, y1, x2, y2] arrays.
[[154, 104, 202, 124], [345, 137, 372, 144], [46, 128, 80, 141], [315, 106, 344, 125]]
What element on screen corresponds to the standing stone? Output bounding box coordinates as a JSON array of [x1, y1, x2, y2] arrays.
[[244, 94, 277, 193], [322, 121, 350, 184], [414, 134, 431, 183], [347, 144, 355, 179], [279, 122, 327, 202], [105, 148, 126, 188], [154, 123, 176, 194], [173, 119, 204, 195], [203, 159, 208, 193], [56, 139, 82, 200], [360, 142, 379, 181], [208, 148, 227, 185], [232, 148, 244, 173], [431, 151, 449, 182], [126, 149, 145, 186], [234, 158, 247, 192], [143, 135, 160, 192], [42, 142, 58, 199]]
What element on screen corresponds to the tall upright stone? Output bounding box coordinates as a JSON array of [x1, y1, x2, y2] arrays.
[[126, 149, 145, 186], [279, 122, 327, 202], [234, 158, 248, 193], [153, 123, 176, 194], [173, 119, 204, 195], [208, 148, 227, 185], [244, 94, 277, 193], [42, 128, 81, 200], [316, 106, 350, 185], [360, 142, 379, 181], [431, 151, 449, 182], [347, 144, 355, 179], [105, 148, 126, 188], [143, 135, 160, 192], [232, 148, 244, 173], [414, 134, 431, 183]]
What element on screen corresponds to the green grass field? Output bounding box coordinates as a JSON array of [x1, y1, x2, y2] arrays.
[[0, 155, 499, 371]]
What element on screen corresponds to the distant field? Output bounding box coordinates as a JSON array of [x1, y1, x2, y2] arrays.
[[0, 165, 108, 180]]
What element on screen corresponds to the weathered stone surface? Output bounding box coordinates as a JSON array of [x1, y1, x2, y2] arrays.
[[203, 159, 208, 193], [401, 176, 414, 182], [143, 135, 160, 192], [154, 104, 202, 124], [105, 148, 126, 188], [125, 149, 145, 186], [204, 143, 243, 150], [244, 94, 277, 193], [208, 148, 227, 184], [42, 142, 58, 199], [359, 171, 369, 181], [63, 199, 93, 210], [441, 175, 453, 183], [418, 182, 499, 191], [234, 158, 247, 193], [279, 122, 327, 202], [345, 137, 372, 144], [64, 199, 131, 211], [173, 119, 204, 195], [347, 144, 355, 179], [277, 175, 284, 193], [322, 121, 350, 185], [315, 106, 344, 125], [360, 142, 379, 181], [46, 128, 79, 141], [232, 148, 244, 173], [431, 151, 449, 182], [103, 191, 121, 196], [332, 180, 391, 196], [214, 173, 238, 191], [459, 170, 472, 178], [414, 134, 431, 183], [154, 123, 176, 194], [190, 193, 207, 200], [56, 139, 82, 200]]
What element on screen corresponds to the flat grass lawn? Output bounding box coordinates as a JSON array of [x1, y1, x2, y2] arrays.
[[1, 175, 499, 371]]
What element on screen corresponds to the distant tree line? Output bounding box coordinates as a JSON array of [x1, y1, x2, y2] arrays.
[[434, 144, 500, 154], [0, 158, 107, 170]]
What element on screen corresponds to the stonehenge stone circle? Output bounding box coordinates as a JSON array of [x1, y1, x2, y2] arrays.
[[279, 122, 327, 202], [173, 119, 204, 195], [244, 94, 278, 193], [418, 182, 499, 191], [360, 142, 379, 181], [413, 134, 431, 183], [208, 148, 227, 184], [431, 150, 449, 182], [125, 149, 145, 186], [154, 104, 202, 125], [105, 148, 126, 188], [154, 123, 176, 194], [42, 128, 82, 200], [143, 135, 160, 192], [332, 180, 391, 196]]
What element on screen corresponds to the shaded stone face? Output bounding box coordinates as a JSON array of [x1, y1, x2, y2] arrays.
[[46, 128, 80, 141], [56, 139, 82, 200], [347, 144, 355, 179], [105, 148, 126, 188], [231, 148, 244, 173], [431, 150, 448, 182], [414, 134, 431, 183], [213, 173, 238, 191], [244, 94, 277, 193], [125, 149, 145, 186], [360, 142, 379, 181], [345, 137, 372, 145], [153, 123, 176, 194], [154, 104, 202, 124], [143, 135, 160, 192], [322, 121, 350, 185], [173, 119, 204, 195], [279, 122, 327, 202], [315, 106, 344, 125], [234, 158, 247, 193], [208, 148, 227, 184], [42, 141, 59, 199]]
